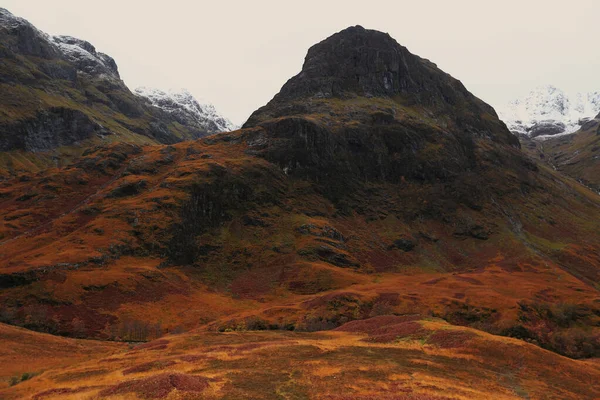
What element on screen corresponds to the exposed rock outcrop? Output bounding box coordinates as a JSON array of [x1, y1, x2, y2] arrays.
[[0, 107, 110, 152]]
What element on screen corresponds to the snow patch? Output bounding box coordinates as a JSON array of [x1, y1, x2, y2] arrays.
[[134, 87, 238, 134], [497, 85, 600, 138]]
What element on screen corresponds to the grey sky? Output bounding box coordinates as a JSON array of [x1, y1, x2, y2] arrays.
[[4, 0, 598, 125]]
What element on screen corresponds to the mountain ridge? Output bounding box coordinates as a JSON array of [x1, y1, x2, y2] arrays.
[[498, 85, 600, 138], [0, 8, 234, 176]]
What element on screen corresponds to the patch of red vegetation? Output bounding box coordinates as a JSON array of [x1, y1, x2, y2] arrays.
[[179, 354, 214, 363], [100, 357, 123, 363], [335, 315, 426, 343], [133, 339, 170, 351], [33, 386, 102, 399], [324, 395, 455, 400], [99, 373, 210, 399], [376, 292, 400, 306], [301, 292, 363, 309], [123, 360, 177, 375], [421, 277, 446, 285], [453, 275, 483, 285], [427, 330, 476, 349], [229, 269, 275, 299], [209, 341, 280, 354]]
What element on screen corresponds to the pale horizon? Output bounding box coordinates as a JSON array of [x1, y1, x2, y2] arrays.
[[3, 0, 598, 125]]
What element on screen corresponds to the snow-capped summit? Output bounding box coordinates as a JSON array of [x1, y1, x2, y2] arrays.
[[498, 85, 600, 139], [135, 87, 237, 136]]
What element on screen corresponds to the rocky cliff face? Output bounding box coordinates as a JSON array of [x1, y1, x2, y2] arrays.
[[51, 35, 120, 79], [243, 26, 519, 189]]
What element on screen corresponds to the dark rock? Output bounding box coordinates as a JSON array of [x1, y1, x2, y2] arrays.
[[298, 245, 360, 268], [454, 224, 490, 240], [0, 107, 110, 152], [321, 225, 345, 242], [242, 215, 269, 227], [419, 232, 439, 243], [527, 122, 567, 138], [52, 35, 120, 78], [0, 271, 38, 289], [0, 8, 59, 59], [388, 238, 416, 252], [297, 224, 317, 235], [108, 180, 147, 198]]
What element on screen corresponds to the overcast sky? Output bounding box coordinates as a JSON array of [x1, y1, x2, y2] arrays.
[[3, 0, 598, 125]]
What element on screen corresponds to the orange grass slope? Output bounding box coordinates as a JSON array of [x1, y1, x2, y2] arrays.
[[0, 322, 126, 390], [1, 316, 599, 399], [0, 134, 599, 358]]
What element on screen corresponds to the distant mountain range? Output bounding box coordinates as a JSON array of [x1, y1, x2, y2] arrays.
[[497, 85, 600, 138]]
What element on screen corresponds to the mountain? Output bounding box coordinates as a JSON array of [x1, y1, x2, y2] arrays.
[[134, 87, 237, 135], [244, 25, 519, 190], [498, 85, 600, 138], [1, 25, 600, 398], [0, 8, 233, 177], [521, 112, 600, 192]]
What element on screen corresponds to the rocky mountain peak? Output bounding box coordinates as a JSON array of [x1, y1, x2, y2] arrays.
[[498, 85, 600, 139], [0, 8, 58, 59], [51, 35, 120, 78], [134, 87, 237, 135], [262, 25, 485, 110], [245, 26, 517, 149], [240, 27, 522, 187]]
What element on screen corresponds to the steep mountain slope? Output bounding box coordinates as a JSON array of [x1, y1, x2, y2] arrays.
[[134, 87, 237, 135], [1, 24, 600, 382], [521, 113, 600, 192], [498, 85, 600, 138], [0, 8, 231, 177]]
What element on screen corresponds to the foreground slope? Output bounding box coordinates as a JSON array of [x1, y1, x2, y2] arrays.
[[1, 24, 600, 372], [0, 8, 232, 176], [0, 322, 124, 390], [1, 317, 600, 399]]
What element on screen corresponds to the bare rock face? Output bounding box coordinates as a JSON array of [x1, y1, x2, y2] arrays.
[[51, 35, 120, 78], [242, 26, 520, 188], [0, 108, 110, 152], [0, 8, 58, 59]]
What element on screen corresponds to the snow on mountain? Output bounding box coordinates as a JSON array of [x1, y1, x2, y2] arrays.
[[497, 86, 600, 139], [50, 35, 120, 78], [134, 87, 237, 135]]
